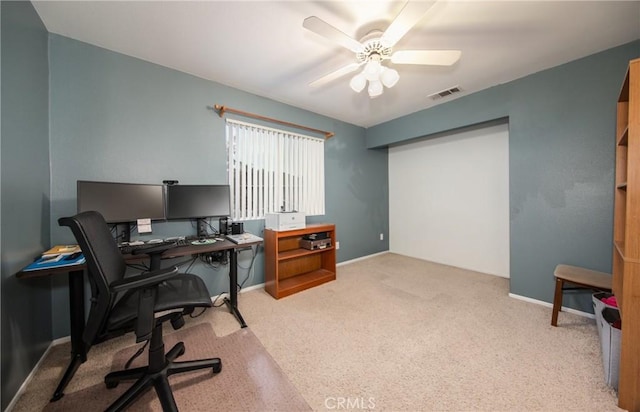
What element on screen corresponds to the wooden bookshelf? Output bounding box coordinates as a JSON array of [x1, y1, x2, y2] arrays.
[[612, 58, 640, 411], [264, 224, 336, 299]]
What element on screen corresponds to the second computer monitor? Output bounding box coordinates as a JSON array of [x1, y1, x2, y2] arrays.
[[166, 184, 231, 220]]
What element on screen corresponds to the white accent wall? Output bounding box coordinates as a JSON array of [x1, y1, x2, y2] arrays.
[[389, 122, 510, 278]]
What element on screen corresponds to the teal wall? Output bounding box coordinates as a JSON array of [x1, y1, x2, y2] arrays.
[[1, 1, 52, 410], [48, 34, 389, 338], [367, 41, 640, 312], [3, 2, 637, 407]]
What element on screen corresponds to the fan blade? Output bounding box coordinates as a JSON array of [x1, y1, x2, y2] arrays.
[[309, 62, 363, 88], [303, 16, 364, 53], [391, 50, 461, 66], [380, 1, 436, 48]]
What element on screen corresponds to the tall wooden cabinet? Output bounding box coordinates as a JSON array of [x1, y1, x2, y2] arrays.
[[613, 58, 640, 411], [264, 224, 336, 299]]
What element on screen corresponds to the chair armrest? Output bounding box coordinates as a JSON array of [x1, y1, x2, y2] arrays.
[[110, 266, 179, 294], [132, 243, 177, 272]]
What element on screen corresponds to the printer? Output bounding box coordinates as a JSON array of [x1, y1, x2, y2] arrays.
[[265, 212, 306, 231]]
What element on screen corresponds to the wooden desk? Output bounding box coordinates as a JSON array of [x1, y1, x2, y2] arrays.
[[124, 238, 260, 328], [16, 237, 261, 402]]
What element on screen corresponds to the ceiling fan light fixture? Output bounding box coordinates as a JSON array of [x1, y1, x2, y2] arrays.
[[380, 67, 400, 88], [368, 79, 383, 98], [350, 73, 367, 93], [363, 58, 382, 81], [303, 3, 461, 101]]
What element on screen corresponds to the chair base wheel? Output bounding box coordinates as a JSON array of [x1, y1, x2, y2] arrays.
[[176, 345, 185, 358], [106, 381, 119, 389]]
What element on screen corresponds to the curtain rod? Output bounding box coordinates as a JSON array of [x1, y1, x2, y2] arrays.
[[211, 104, 334, 139]]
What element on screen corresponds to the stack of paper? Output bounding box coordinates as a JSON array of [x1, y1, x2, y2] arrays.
[[42, 244, 80, 256], [23, 245, 85, 271]]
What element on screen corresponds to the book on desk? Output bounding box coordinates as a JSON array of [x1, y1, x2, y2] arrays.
[[22, 251, 85, 271], [42, 244, 81, 256]]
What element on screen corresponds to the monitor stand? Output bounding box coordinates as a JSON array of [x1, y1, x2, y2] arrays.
[[116, 222, 131, 244], [196, 218, 208, 238]]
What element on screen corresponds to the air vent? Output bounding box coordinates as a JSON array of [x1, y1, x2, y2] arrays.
[[428, 86, 462, 100]]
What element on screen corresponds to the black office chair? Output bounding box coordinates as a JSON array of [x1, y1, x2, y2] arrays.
[[59, 211, 221, 411]]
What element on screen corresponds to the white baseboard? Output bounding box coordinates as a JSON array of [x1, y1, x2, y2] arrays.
[[5, 339, 58, 412], [337, 251, 389, 267], [225, 251, 390, 297], [52, 335, 71, 346], [238, 282, 265, 293], [508, 293, 595, 319]]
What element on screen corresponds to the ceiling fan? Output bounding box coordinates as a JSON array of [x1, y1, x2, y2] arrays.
[[303, 1, 461, 98]]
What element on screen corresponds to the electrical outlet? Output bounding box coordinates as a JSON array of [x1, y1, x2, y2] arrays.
[[380, 233, 384, 241], [336, 241, 340, 250]]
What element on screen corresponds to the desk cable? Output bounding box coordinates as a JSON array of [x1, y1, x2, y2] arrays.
[[237, 244, 260, 291], [125, 256, 197, 273], [189, 218, 220, 238], [200, 257, 229, 309]]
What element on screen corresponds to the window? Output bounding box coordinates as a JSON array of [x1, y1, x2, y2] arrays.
[[225, 119, 325, 221]]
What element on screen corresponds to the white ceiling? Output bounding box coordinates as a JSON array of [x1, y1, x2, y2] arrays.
[[32, 1, 640, 128]]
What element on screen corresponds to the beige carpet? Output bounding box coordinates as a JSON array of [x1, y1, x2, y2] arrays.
[[222, 253, 622, 411], [16, 323, 310, 411], [13, 253, 621, 411]]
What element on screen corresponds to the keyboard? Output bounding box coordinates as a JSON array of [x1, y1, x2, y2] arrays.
[[119, 240, 176, 255], [226, 233, 263, 244]]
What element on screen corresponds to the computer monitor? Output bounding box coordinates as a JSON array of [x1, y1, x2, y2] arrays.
[[77, 180, 166, 224], [166, 185, 231, 237]]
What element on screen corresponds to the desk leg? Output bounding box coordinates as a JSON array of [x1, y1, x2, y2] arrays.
[[51, 270, 88, 401], [224, 250, 247, 328]]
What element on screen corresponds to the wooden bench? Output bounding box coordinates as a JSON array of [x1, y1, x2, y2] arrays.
[[551, 264, 612, 326]]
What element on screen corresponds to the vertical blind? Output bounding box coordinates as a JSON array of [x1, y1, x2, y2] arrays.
[[225, 119, 325, 221]]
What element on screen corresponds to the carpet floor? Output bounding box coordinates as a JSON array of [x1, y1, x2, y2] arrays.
[[18, 323, 309, 411], [12, 253, 622, 411]]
